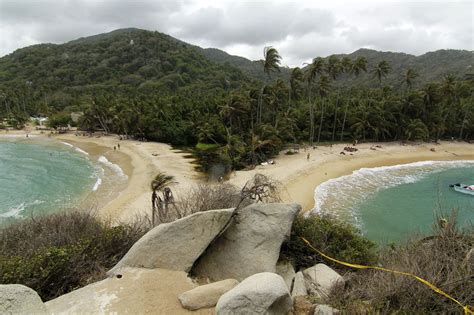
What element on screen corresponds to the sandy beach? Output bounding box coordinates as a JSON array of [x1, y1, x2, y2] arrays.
[[2, 129, 473, 220]]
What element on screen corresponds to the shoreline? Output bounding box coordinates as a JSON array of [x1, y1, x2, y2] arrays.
[[228, 141, 474, 211], [2, 129, 473, 220]]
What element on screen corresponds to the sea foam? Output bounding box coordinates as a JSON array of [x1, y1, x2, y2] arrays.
[[60, 141, 89, 155], [0, 200, 45, 219], [98, 156, 127, 178]]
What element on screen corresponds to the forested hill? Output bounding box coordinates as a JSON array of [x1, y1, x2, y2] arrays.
[[197, 47, 291, 83], [203, 46, 472, 88], [331, 48, 473, 89], [0, 28, 253, 111]]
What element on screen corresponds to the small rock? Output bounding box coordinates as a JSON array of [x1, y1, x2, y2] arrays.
[[194, 203, 301, 281], [314, 304, 340, 315], [276, 260, 296, 290], [0, 284, 48, 315], [303, 264, 344, 298], [216, 272, 292, 315], [108, 208, 234, 274], [291, 272, 307, 298], [178, 279, 239, 311]]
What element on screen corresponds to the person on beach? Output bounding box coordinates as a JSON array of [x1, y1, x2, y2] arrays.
[[117, 143, 120, 150], [307, 152, 310, 161], [114, 146, 116, 151]]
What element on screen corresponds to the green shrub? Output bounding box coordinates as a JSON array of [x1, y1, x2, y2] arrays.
[[281, 214, 377, 271], [0, 211, 147, 301]]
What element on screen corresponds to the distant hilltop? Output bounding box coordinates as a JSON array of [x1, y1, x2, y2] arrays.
[[0, 27, 472, 92]]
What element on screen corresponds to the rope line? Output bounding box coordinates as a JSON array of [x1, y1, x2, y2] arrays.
[[300, 236, 473, 314]]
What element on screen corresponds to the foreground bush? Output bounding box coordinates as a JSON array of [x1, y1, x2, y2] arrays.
[[327, 213, 473, 314], [280, 214, 377, 271], [0, 211, 147, 301]]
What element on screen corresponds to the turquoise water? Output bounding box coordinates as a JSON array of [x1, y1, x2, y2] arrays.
[[0, 138, 97, 224], [313, 161, 474, 244]]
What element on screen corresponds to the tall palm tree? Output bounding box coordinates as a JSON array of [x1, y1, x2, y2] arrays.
[[151, 172, 176, 225], [258, 47, 281, 125], [340, 57, 367, 142], [437, 74, 457, 139], [371, 60, 391, 87], [326, 56, 342, 141], [304, 57, 325, 145], [288, 67, 304, 114], [339, 57, 353, 141], [316, 75, 331, 143], [402, 68, 418, 91]]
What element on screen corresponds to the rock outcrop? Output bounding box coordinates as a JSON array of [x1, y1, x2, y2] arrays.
[[0, 284, 48, 315], [276, 260, 296, 291], [109, 209, 234, 274], [178, 279, 239, 311], [194, 203, 301, 281], [303, 264, 344, 298], [216, 272, 292, 315], [46, 267, 213, 315]]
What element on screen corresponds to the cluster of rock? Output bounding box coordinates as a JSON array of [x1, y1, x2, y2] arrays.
[[2, 203, 344, 314]]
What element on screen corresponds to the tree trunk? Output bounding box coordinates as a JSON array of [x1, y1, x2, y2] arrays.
[[331, 94, 339, 141], [317, 99, 325, 143], [340, 101, 349, 142]]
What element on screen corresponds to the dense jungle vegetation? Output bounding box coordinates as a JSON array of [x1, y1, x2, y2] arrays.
[[0, 28, 473, 170]]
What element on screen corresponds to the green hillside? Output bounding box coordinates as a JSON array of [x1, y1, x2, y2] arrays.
[[202, 46, 472, 88], [0, 28, 252, 112]]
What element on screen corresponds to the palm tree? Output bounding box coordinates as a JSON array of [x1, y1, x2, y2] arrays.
[[371, 60, 391, 87], [326, 56, 342, 141], [151, 172, 176, 225], [340, 57, 367, 141], [437, 74, 457, 139], [402, 68, 418, 91], [339, 58, 353, 141], [287, 67, 304, 114], [257, 47, 281, 125], [351, 56, 368, 77], [316, 75, 331, 143], [304, 57, 325, 145]]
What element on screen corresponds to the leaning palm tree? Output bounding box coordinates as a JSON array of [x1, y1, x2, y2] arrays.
[[151, 172, 176, 225], [257, 47, 281, 125], [371, 60, 391, 87]]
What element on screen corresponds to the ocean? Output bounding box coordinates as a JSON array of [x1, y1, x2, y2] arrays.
[[312, 160, 474, 244], [0, 137, 127, 225]]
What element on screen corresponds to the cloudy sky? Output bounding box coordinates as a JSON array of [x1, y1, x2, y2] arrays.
[[0, 0, 472, 66]]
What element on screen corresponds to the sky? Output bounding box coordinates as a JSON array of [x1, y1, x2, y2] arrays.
[[0, 0, 472, 66]]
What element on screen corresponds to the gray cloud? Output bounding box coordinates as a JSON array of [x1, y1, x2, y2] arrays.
[[0, 0, 472, 66]]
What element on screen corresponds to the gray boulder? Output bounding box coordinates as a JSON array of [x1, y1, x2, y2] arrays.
[[0, 284, 48, 315], [314, 304, 340, 315], [178, 279, 239, 311], [216, 272, 292, 315], [291, 271, 307, 298], [194, 203, 301, 281], [109, 209, 234, 274], [303, 264, 344, 298], [275, 261, 296, 291]]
